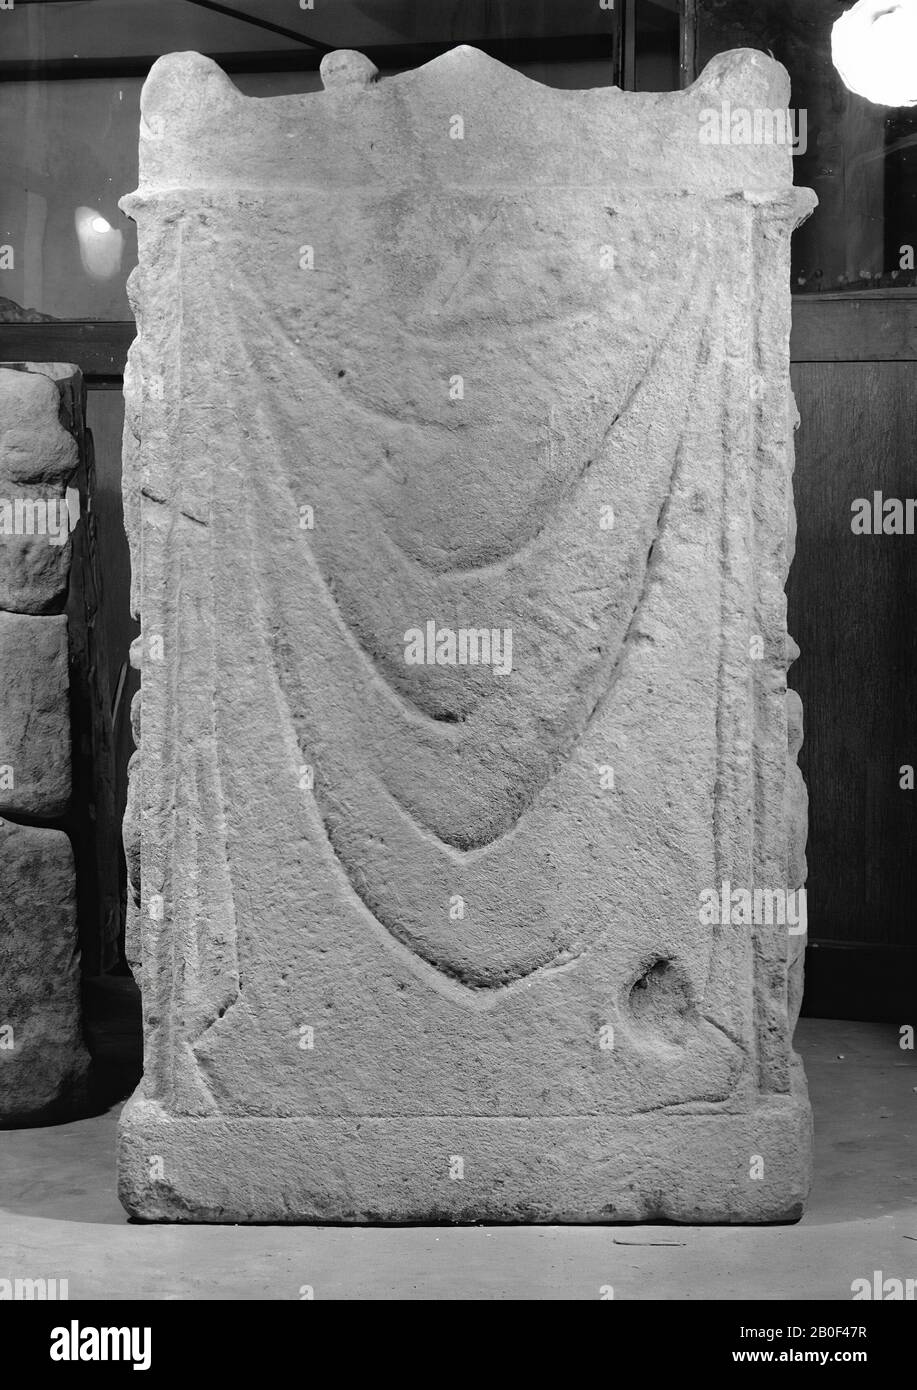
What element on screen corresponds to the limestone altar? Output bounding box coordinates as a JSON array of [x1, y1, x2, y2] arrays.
[[118, 45, 814, 1221]]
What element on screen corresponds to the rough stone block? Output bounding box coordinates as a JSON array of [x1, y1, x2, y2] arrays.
[[0, 366, 78, 614], [118, 46, 814, 1222], [0, 613, 71, 818], [0, 531, 71, 617], [0, 820, 90, 1124]]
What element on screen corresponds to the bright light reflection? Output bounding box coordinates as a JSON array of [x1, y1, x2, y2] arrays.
[[832, 0, 917, 107]]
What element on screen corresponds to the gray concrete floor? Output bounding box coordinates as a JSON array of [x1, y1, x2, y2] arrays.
[[2, 1019, 915, 1299]]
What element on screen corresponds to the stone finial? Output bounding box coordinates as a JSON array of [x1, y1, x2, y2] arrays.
[[319, 49, 378, 92]]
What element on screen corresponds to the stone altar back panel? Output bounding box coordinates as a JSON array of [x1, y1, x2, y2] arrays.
[[119, 46, 813, 1222]]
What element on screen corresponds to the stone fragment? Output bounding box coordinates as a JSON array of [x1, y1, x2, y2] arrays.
[[0, 365, 78, 614], [0, 820, 90, 1124], [118, 46, 815, 1222], [319, 49, 378, 90], [0, 531, 71, 617], [0, 364, 98, 1123], [0, 367, 78, 485], [0, 612, 71, 818]]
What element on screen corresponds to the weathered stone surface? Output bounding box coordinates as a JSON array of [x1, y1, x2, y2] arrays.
[[0, 363, 99, 1122], [786, 687, 808, 1033], [0, 612, 71, 818], [0, 360, 122, 973], [0, 531, 70, 617], [0, 366, 77, 614], [0, 820, 90, 1124], [119, 47, 814, 1222], [0, 366, 78, 485]]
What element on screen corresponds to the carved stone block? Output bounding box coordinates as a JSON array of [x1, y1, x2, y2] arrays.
[[0, 821, 88, 1123], [118, 47, 814, 1221], [0, 613, 71, 818]]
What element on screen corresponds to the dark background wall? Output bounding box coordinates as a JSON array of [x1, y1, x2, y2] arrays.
[[693, 0, 917, 1017]]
